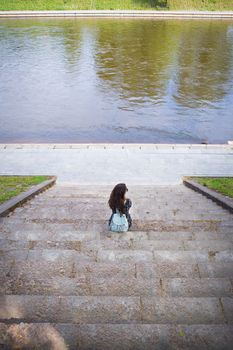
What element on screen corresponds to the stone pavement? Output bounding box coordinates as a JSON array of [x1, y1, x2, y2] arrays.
[[0, 143, 233, 185], [0, 184, 233, 349]]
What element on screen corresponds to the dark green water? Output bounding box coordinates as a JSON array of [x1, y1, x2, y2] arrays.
[[0, 18, 233, 143]]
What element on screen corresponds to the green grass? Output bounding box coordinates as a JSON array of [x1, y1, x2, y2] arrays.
[[192, 177, 233, 199], [0, 176, 49, 204], [168, 0, 233, 11], [0, 0, 232, 11]]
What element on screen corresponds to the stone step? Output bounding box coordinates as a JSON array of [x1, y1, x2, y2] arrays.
[[1, 260, 200, 280], [0, 295, 140, 324], [38, 186, 217, 200], [0, 183, 232, 349], [38, 185, 192, 194], [1, 296, 231, 324], [193, 232, 233, 241], [0, 249, 95, 269], [1, 220, 230, 234], [10, 205, 230, 222], [1, 274, 232, 297], [1, 249, 233, 263], [183, 240, 233, 251], [1, 261, 136, 279], [27, 249, 96, 262], [0, 228, 101, 241], [25, 203, 230, 217], [70, 239, 186, 252], [0, 275, 158, 297], [17, 195, 230, 208], [198, 262, 233, 278], [37, 193, 219, 202], [35, 199, 228, 211], [1, 217, 232, 233], [1, 323, 233, 350], [105, 231, 192, 240], [0, 250, 28, 265], [3, 238, 231, 252], [0, 229, 165, 241], [10, 204, 231, 219], [30, 196, 230, 205], [97, 250, 233, 263], [3, 238, 232, 252], [137, 261, 233, 279], [142, 297, 233, 324], [161, 278, 233, 297], [37, 192, 229, 211], [6, 184, 232, 221], [2, 248, 233, 269], [1, 229, 233, 242], [2, 253, 233, 280]]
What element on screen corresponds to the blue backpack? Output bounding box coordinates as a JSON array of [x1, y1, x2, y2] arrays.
[[109, 209, 129, 232]]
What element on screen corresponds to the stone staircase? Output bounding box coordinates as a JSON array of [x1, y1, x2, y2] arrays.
[[0, 184, 233, 349]]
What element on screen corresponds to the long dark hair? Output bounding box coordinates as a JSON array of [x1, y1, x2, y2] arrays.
[[108, 183, 128, 214]]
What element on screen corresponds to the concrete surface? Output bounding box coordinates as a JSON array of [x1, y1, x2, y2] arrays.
[[0, 144, 233, 185]]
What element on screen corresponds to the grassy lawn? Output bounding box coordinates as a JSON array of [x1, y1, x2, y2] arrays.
[[192, 177, 233, 199], [0, 176, 49, 205], [0, 0, 232, 11]]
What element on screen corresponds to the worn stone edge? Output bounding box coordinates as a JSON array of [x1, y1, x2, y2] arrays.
[[1, 10, 233, 18], [0, 176, 57, 217], [183, 177, 233, 214], [0, 143, 233, 150]]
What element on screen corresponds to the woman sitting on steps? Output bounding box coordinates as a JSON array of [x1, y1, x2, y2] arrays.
[[108, 183, 132, 232]]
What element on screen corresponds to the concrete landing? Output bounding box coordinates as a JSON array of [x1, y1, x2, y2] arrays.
[[0, 144, 232, 184], [0, 184, 233, 349]]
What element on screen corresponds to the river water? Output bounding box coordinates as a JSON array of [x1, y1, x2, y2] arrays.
[[0, 18, 233, 143]]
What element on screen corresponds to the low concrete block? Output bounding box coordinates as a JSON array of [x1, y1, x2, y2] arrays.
[[1, 259, 75, 279], [184, 240, 233, 251], [1, 323, 233, 350], [163, 278, 233, 297], [152, 251, 203, 263], [0, 275, 89, 296], [0, 238, 29, 251], [87, 276, 160, 297], [97, 250, 153, 262], [136, 262, 200, 279], [81, 239, 131, 252], [221, 297, 233, 323], [132, 240, 184, 251], [27, 249, 95, 263], [148, 231, 193, 240], [214, 251, 233, 262], [198, 262, 233, 278], [74, 262, 136, 280], [193, 231, 233, 241], [101, 231, 149, 241], [0, 250, 28, 266], [0, 296, 141, 323], [141, 297, 225, 324]]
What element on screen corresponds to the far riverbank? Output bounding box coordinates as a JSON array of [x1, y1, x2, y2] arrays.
[[0, 0, 233, 12]]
